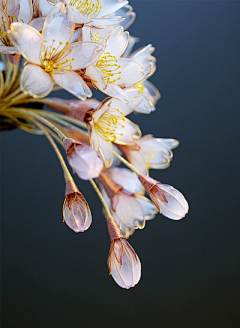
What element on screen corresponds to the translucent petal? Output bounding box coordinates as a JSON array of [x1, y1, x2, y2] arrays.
[[63, 194, 92, 232], [8, 23, 42, 64], [18, 0, 32, 23], [117, 58, 144, 86], [115, 194, 145, 229], [53, 71, 92, 100], [42, 3, 74, 54], [99, 0, 128, 17], [20, 64, 53, 98], [151, 184, 189, 220], [56, 42, 103, 70], [104, 26, 129, 59], [108, 167, 144, 194]]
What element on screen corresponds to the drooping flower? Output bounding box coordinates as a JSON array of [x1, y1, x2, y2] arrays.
[[63, 137, 104, 180], [0, 0, 33, 54], [99, 168, 157, 231], [83, 26, 145, 102], [119, 135, 179, 175], [139, 174, 189, 220], [7, 2, 104, 98], [63, 179, 92, 232], [107, 216, 141, 289]]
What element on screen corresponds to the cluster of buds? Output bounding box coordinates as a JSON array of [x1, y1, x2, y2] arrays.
[[1, 0, 189, 288]]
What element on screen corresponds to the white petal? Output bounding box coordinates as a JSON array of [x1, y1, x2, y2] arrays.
[[158, 138, 180, 150], [114, 194, 145, 229], [97, 135, 113, 168], [53, 71, 92, 100], [8, 23, 42, 64], [113, 117, 141, 145], [0, 45, 17, 54], [100, 0, 129, 17], [37, 0, 54, 16], [89, 16, 124, 27], [125, 150, 147, 175], [108, 167, 144, 194], [20, 64, 53, 98], [56, 41, 103, 70], [144, 80, 161, 103], [28, 17, 45, 31], [18, 0, 32, 23], [85, 64, 106, 90], [109, 89, 143, 116], [104, 26, 129, 58], [136, 195, 158, 221], [42, 3, 74, 53], [154, 184, 189, 220], [117, 58, 144, 86], [117, 5, 136, 30], [101, 84, 131, 103]]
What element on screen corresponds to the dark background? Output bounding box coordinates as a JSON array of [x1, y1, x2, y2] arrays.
[[1, 1, 240, 327]]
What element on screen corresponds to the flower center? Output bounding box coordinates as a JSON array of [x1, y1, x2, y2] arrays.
[[69, 0, 102, 18], [40, 40, 75, 74], [95, 109, 125, 142], [96, 52, 121, 84]]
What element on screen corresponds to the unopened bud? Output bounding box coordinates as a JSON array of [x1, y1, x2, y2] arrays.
[[64, 138, 103, 180], [139, 174, 189, 220], [63, 180, 92, 232], [107, 217, 141, 289]]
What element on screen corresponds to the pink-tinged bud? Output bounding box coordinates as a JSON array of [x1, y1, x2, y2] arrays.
[[64, 138, 103, 180], [107, 217, 141, 289], [63, 180, 92, 232], [139, 174, 189, 220]]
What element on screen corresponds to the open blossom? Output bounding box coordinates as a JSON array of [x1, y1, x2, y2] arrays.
[[139, 174, 189, 220], [100, 168, 157, 232], [7, 3, 104, 98], [64, 138, 103, 180], [83, 26, 145, 102], [107, 217, 141, 289], [35, 0, 128, 26], [0, 0, 32, 54], [119, 135, 179, 175], [63, 179, 92, 232]]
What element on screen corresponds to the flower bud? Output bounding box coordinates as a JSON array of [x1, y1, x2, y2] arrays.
[[107, 217, 141, 289], [64, 138, 103, 180], [139, 174, 189, 220], [63, 180, 92, 232]]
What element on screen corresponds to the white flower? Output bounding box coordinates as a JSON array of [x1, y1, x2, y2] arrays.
[[121, 135, 179, 175], [7, 3, 104, 98], [100, 168, 157, 234], [0, 0, 32, 54], [126, 44, 161, 114], [88, 89, 142, 167], [83, 26, 145, 103], [36, 0, 128, 26]]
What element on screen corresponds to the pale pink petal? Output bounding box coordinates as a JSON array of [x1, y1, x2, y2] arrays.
[[104, 26, 129, 58], [108, 167, 144, 194], [56, 42, 103, 70], [101, 84, 131, 103], [18, 0, 32, 23], [8, 23, 42, 64], [42, 2, 74, 53], [20, 64, 53, 98], [117, 58, 144, 86], [52, 71, 92, 100], [85, 65, 106, 90]]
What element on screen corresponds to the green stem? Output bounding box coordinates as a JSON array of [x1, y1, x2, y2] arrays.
[[16, 109, 67, 142], [31, 118, 73, 182], [89, 179, 112, 218]]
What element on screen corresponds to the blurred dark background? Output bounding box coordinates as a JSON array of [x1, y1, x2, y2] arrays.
[[1, 1, 240, 327]]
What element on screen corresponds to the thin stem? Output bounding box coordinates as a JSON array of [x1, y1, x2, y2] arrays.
[[89, 179, 112, 219], [112, 151, 141, 176], [31, 118, 73, 182], [36, 111, 88, 136], [3, 86, 21, 100], [16, 109, 67, 141]]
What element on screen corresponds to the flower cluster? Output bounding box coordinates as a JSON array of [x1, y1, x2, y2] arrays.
[[0, 0, 189, 289]]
